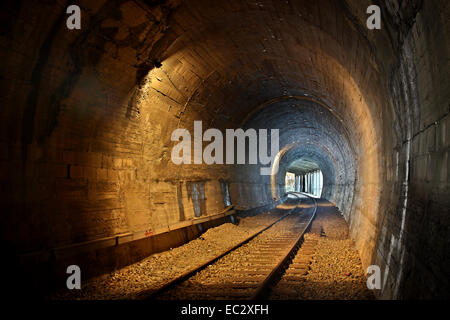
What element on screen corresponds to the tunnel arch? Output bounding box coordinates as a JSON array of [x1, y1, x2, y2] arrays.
[[277, 143, 339, 201], [136, 19, 385, 265], [236, 97, 357, 216]]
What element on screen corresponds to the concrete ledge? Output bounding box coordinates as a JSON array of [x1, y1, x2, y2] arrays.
[[18, 206, 235, 265]]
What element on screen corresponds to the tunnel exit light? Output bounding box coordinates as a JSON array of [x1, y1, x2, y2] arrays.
[[287, 170, 323, 198], [285, 172, 296, 192]]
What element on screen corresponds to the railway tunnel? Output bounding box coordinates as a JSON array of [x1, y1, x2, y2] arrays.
[[0, 0, 449, 300]]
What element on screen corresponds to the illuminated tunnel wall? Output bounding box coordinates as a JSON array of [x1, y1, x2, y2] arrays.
[[0, 0, 449, 299]]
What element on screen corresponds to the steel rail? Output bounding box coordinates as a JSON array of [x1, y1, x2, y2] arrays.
[[139, 196, 302, 300]]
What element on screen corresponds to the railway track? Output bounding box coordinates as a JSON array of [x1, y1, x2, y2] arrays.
[[145, 192, 317, 300]]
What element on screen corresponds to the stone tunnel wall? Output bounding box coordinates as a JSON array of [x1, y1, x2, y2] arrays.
[[369, 0, 450, 299], [0, 0, 234, 291], [1, 0, 185, 253]]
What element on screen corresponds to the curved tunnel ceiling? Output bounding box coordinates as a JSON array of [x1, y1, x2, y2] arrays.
[[148, 0, 382, 138]]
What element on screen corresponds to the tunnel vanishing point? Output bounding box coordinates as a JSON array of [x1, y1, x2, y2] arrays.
[[0, 0, 449, 300]]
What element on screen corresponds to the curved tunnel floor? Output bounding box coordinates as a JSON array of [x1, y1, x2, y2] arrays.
[[271, 200, 375, 300], [48, 198, 372, 300]]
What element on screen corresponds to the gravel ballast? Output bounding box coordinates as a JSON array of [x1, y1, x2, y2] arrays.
[[48, 206, 290, 300], [160, 207, 313, 300], [271, 200, 375, 300]]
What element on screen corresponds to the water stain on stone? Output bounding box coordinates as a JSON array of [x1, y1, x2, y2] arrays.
[[186, 181, 206, 217]]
